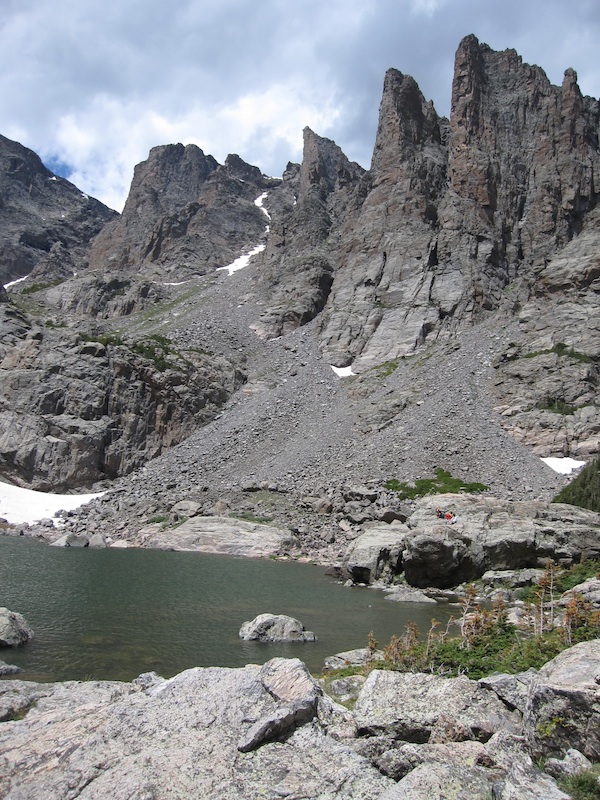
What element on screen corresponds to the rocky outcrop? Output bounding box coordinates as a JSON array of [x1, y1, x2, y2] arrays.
[[137, 515, 297, 557], [42, 272, 168, 319], [341, 493, 600, 588], [0, 309, 244, 489], [0, 607, 33, 647], [4, 649, 595, 798], [491, 207, 600, 459], [89, 147, 276, 281], [0, 658, 391, 800], [251, 128, 365, 339], [353, 669, 521, 743], [341, 522, 409, 584], [523, 639, 600, 760], [239, 613, 316, 642], [310, 34, 600, 391], [0, 133, 117, 286]]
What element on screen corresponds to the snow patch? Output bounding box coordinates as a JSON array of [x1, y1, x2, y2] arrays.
[[217, 192, 270, 276], [217, 242, 266, 276], [541, 457, 586, 475], [331, 365, 355, 377], [3, 274, 31, 289], [0, 482, 103, 525], [162, 280, 190, 286], [254, 191, 271, 221]]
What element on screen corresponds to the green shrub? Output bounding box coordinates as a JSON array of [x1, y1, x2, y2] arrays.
[[558, 767, 600, 800], [365, 576, 599, 681], [230, 511, 273, 524], [536, 397, 577, 415], [375, 360, 399, 377], [553, 455, 600, 512], [80, 332, 125, 348], [523, 342, 595, 363], [385, 468, 489, 500]]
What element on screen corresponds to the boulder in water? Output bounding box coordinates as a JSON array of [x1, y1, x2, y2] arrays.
[[0, 608, 33, 647], [239, 613, 316, 642]]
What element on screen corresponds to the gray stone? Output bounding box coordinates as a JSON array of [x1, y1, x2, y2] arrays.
[[544, 748, 594, 779], [353, 670, 521, 744], [524, 639, 600, 759], [328, 675, 367, 704], [400, 494, 600, 588], [0, 608, 33, 647], [239, 613, 316, 642], [0, 660, 22, 675], [138, 515, 297, 558], [323, 648, 383, 671], [383, 586, 437, 603], [0, 659, 393, 799], [342, 522, 410, 584], [479, 669, 538, 714], [50, 532, 89, 547]]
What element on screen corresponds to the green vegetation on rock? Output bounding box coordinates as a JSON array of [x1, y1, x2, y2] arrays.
[[325, 564, 600, 681], [553, 455, 600, 512], [385, 468, 489, 499], [523, 342, 595, 363]]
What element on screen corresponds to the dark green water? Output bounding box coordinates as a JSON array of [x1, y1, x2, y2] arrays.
[[0, 536, 451, 682]]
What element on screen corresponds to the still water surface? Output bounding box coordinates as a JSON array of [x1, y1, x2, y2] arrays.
[[0, 536, 451, 682]]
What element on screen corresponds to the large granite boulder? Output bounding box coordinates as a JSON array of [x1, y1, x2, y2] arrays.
[[340, 493, 600, 588], [239, 614, 316, 642], [341, 522, 410, 584], [372, 736, 570, 800], [138, 515, 297, 558], [523, 639, 600, 760], [352, 670, 521, 744], [400, 494, 600, 588], [0, 608, 33, 647]]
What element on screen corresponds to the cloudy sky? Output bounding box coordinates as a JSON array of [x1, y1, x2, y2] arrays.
[[2, 0, 599, 211]]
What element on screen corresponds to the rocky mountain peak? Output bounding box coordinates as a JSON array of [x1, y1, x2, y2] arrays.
[[371, 68, 446, 176], [120, 143, 218, 221], [0, 133, 116, 286], [299, 126, 363, 199]]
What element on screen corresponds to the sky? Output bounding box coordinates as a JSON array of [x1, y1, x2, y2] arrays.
[[2, 0, 599, 212]]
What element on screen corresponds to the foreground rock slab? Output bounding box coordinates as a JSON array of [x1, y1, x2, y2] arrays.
[[353, 670, 521, 744], [523, 639, 600, 760], [1, 650, 588, 799], [0, 658, 391, 800]]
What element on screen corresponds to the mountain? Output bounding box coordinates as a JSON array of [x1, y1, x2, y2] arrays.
[[0, 34, 599, 555], [0, 133, 116, 287]]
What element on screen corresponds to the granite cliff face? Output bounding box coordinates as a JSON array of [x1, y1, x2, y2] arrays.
[[312, 35, 600, 370], [1, 34, 599, 503]]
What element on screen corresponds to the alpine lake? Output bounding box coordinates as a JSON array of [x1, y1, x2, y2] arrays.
[[0, 535, 453, 682]]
